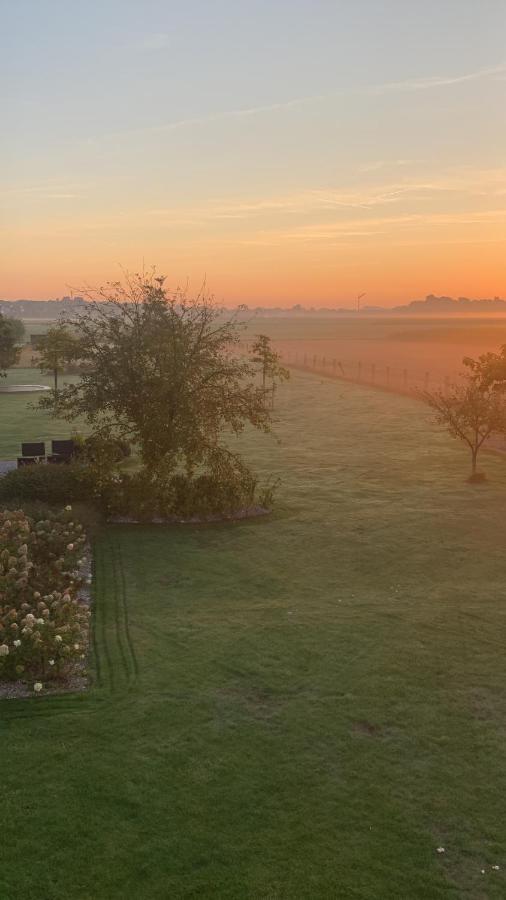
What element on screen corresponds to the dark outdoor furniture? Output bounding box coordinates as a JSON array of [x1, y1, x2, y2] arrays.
[[51, 439, 75, 459], [21, 442, 45, 458], [18, 442, 46, 468]]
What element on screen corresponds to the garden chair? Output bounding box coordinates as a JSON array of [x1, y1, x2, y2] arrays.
[[18, 442, 46, 467]]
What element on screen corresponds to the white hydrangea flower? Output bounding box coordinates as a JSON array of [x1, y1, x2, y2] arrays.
[[65, 505, 72, 511], [13, 639, 21, 648], [0, 644, 9, 656], [67, 543, 74, 551], [49, 659, 55, 666], [55, 634, 63, 643], [33, 682, 43, 692]]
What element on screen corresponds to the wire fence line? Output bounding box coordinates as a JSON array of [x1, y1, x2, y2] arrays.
[[240, 341, 461, 397], [240, 341, 506, 454]]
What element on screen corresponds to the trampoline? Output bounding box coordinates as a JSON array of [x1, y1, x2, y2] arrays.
[[0, 384, 51, 394]]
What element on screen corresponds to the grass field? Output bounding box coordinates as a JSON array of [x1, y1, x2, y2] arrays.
[[0, 368, 85, 458], [2, 371, 506, 898]]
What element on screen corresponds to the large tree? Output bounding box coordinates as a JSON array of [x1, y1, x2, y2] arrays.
[[419, 373, 506, 479], [0, 314, 24, 376], [39, 274, 273, 481]]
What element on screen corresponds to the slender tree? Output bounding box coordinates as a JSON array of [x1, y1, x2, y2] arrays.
[[35, 325, 79, 398], [419, 374, 506, 479], [250, 334, 289, 405]]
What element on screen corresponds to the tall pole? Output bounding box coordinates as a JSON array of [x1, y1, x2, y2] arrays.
[[357, 292, 366, 313]]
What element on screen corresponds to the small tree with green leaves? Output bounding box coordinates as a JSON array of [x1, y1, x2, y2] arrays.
[[419, 373, 506, 480], [0, 314, 24, 376], [250, 334, 289, 405], [36, 325, 79, 397]]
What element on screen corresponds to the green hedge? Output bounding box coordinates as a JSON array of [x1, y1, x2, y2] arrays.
[[100, 469, 276, 520], [0, 464, 92, 505]]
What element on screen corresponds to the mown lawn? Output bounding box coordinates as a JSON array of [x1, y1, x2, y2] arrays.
[[0, 368, 85, 459], [2, 371, 506, 898]]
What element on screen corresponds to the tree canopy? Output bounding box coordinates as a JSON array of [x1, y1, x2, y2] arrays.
[[0, 314, 24, 376], [463, 346, 506, 391], [250, 334, 289, 393], [39, 275, 274, 485], [36, 324, 80, 395], [419, 372, 506, 479]]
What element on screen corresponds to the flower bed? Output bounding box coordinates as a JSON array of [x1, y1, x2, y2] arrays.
[[0, 505, 91, 696]]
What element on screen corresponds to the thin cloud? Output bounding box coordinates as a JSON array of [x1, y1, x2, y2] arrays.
[[1, 184, 83, 200], [357, 159, 424, 173], [103, 61, 506, 140], [237, 209, 506, 246], [367, 62, 506, 94], [143, 171, 506, 225], [132, 97, 319, 137]]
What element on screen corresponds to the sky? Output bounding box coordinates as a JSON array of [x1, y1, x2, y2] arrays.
[[1, 0, 506, 307]]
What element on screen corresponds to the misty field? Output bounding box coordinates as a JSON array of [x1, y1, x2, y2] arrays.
[[2, 370, 506, 898], [242, 315, 506, 391]]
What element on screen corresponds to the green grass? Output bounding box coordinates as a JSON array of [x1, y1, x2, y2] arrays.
[[0, 368, 85, 458], [2, 371, 506, 898]]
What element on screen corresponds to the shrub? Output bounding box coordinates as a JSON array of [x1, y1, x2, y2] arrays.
[[0, 506, 90, 684], [73, 432, 131, 463], [0, 464, 92, 505], [98, 467, 276, 520]]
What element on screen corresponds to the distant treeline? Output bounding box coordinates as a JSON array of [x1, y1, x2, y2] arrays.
[[0, 297, 88, 319], [1, 293, 506, 318]]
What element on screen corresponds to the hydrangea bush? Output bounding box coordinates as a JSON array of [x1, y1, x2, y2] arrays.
[[0, 506, 90, 686]]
